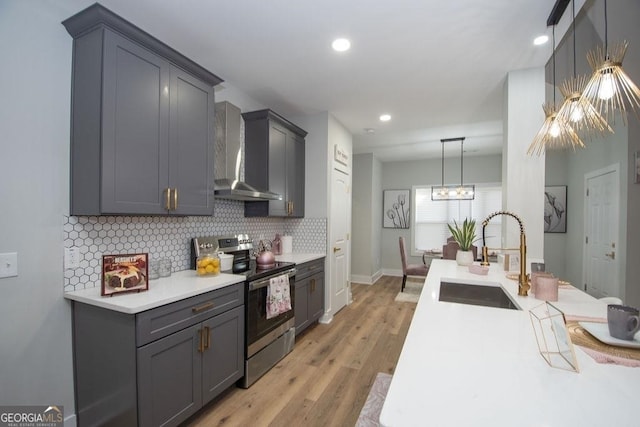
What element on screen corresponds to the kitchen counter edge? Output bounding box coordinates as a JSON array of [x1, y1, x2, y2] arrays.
[[64, 270, 246, 314]]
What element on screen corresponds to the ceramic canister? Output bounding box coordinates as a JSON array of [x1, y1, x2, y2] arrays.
[[534, 276, 559, 302], [530, 272, 554, 294]]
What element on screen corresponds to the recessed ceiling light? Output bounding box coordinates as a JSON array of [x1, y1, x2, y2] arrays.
[[379, 114, 391, 122], [534, 35, 549, 46], [364, 128, 376, 134], [332, 38, 351, 52]]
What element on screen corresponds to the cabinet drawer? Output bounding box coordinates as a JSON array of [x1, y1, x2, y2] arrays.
[[295, 259, 324, 280], [136, 283, 244, 346]]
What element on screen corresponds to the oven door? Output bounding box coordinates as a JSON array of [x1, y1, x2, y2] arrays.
[[246, 268, 296, 357]]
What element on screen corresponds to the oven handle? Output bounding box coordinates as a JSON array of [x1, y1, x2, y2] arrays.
[[248, 268, 296, 291]]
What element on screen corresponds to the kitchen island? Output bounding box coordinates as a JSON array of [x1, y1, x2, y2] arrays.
[[380, 259, 640, 427]]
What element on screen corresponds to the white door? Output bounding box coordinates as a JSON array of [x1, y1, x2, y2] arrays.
[[583, 166, 620, 299], [330, 168, 350, 314]]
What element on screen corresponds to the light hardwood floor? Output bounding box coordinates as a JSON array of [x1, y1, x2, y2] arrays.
[[184, 275, 416, 427]]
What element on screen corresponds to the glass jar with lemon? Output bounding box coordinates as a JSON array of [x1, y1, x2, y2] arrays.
[[196, 254, 221, 276]]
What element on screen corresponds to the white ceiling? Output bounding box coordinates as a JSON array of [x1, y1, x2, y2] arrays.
[[62, 0, 566, 161]]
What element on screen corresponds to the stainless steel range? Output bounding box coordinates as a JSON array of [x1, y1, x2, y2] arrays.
[[192, 234, 296, 388]]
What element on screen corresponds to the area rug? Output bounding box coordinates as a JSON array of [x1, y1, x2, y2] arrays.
[[356, 372, 393, 427], [394, 281, 423, 303]]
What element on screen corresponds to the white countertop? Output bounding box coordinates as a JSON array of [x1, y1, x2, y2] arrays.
[[275, 253, 325, 264], [64, 254, 325, 314], [380, 259, 640, 427], [64, 270, 245, 314]]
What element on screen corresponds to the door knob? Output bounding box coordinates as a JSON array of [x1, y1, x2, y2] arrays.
[[333, 247, 340, 253], [605, 251, 615, 260]]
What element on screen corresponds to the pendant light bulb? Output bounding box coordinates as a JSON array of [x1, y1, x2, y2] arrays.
[[598, 71, 616, 100], [581, 0, 640, 125], [569, 103, 584, 122], [549, 120, 561, 137]]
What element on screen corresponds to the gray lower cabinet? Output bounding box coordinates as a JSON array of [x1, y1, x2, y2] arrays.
[[243, 109, 307, 218], [294, 259, 325, 335], [137, 306, 244, 426], [63, 4, 221, 216], [71, 283, 244, 427]]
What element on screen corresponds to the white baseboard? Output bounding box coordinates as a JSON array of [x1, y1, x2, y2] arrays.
[[382, 268, 402, 277], [351, 269, 383, 285]]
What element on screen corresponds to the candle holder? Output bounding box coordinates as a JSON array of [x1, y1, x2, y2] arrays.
[[529, 302, 579, 372]]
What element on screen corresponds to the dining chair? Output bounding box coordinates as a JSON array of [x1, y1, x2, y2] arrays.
[[399, 237, 428, 292]]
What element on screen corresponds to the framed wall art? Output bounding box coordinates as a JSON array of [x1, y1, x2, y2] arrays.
[[544, 185, 567, 233], [102, 253, 149, 296], [383, 189, 410, 229]]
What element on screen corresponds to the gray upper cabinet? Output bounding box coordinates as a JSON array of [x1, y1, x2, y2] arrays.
[[63, 3, 222, 215], [243, 109, 307, 218]]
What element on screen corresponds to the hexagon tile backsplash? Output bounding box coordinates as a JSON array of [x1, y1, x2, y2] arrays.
[[63, 199, 327, 291]]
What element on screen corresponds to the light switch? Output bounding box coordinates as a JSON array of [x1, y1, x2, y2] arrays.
[[0, 252, 18, 278]]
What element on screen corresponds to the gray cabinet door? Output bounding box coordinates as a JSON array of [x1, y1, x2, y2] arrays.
[[308, 272, 324, 322], [102, 30, 170, 214], [267, 123, 288, 216], [294, 277, 310, 334], [201, 305, 245, 403], [289, 134, 305, 217], [169, 66, 215, 215], [137, 324, 202, 427]]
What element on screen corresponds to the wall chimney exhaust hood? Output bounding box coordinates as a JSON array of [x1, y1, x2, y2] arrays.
[[214, 102, 282, 201]]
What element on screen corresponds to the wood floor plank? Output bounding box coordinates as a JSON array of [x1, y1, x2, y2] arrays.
[[183, 276, 415, 427]]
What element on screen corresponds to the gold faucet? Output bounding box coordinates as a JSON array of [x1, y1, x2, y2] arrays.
[[480, 211, 529, 296]]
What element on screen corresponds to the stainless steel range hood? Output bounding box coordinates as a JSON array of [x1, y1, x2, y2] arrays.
[[214, 101, 282, 201]]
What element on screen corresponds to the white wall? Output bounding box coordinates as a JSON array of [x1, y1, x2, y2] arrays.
[[503, 67, 546, 261], [351, 153, 382, 283], [292, 112, 329, 219], [0, 1, 76, 421], [352, 154, 375, 280]]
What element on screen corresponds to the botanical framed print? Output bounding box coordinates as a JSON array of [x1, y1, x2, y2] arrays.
[[383, 189, 410, 229], [544, 185, 567, 233], [102, 253, 149, 296]]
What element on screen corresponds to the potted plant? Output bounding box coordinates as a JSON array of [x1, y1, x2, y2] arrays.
[[447, 218, 477, 266]]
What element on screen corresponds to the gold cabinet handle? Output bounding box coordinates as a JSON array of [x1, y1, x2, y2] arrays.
[[203, 326, 211, 350], [605, 251, 615, 260], [192, 302, 214, 313], [197, 328, 204, 353], [333, 247, 340, 253], [310, 278, 315, 292], [165, 188, 171, 210], [173, 188, 178, 210]]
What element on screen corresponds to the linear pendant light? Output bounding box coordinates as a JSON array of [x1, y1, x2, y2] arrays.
[[581, 0, 640, 126], [528, 25, 585, 156], [431, 137, 475, 201], [557, 0, 612, 138]]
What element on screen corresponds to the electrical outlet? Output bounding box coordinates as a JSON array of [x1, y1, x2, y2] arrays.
[[65, 247, 81, 269], [0, 252, 18, 278]]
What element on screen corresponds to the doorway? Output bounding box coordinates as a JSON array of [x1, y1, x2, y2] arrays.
[[583, 164, 621, 299], [329, 167, 351, 316]]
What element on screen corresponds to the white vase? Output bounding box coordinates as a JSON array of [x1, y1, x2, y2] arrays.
[[456, 250, 474, 266]]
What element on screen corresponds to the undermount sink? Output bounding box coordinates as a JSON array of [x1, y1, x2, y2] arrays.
[[439, 280, 520, 310]]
